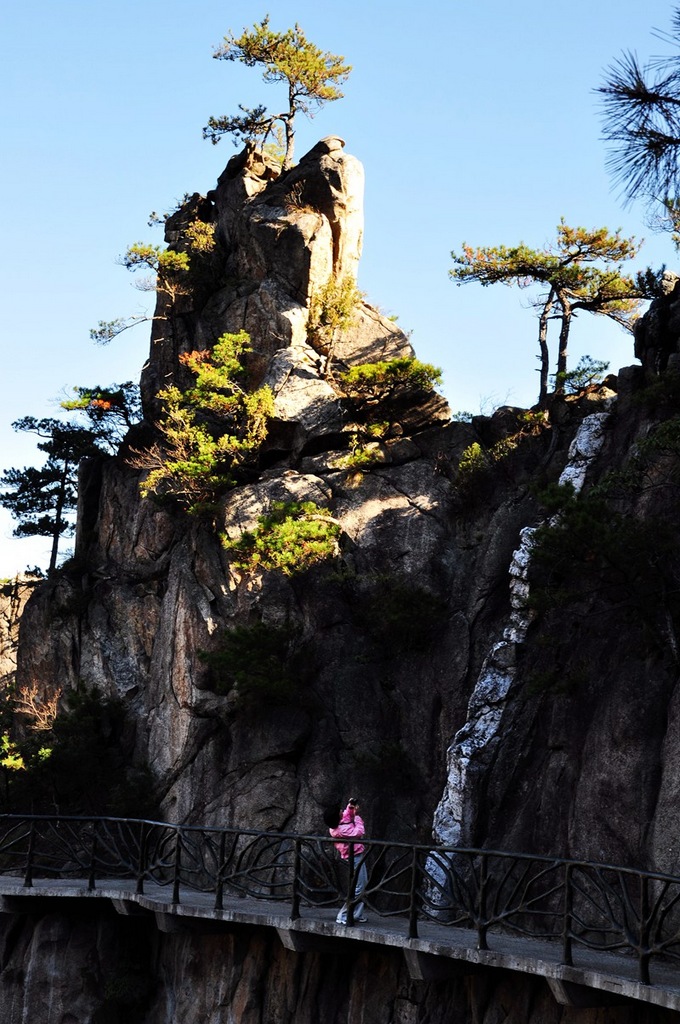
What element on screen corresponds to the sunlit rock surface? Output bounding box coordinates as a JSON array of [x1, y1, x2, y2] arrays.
[[0, 577, 36, 691]]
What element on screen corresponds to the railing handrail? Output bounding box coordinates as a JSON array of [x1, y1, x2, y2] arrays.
[[4, 812, 680, 989], [0, 813, 676, 884]]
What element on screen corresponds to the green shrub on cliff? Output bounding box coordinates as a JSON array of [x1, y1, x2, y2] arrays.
[[455, 411, 550, 504], [0, 685, 156, 816], [334, 423, 390, 473], [551, 355, 610, 394], [134, 332, 273, 515], [222, 500, 341, 576], [307, 275, 363, 351], [528, 475, 680, 658], [338, 358, 442, 401], [199, 620, 307, 706]]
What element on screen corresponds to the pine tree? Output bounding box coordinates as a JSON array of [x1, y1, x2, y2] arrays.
[[0, 418, 103, 572], [203, 16, 351, 169], [61, 381, 141, 452], [450, 221, 644, 406], [131, 332, 273, 515], [598, 6, 680, 207]]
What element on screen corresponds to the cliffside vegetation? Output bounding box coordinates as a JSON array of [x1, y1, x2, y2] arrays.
[[61, 382, 142, 451], [307, 274, 362, 351], [0, 385, 141, 574], [332, 357, 443, 470], [131, 332, 274, 516], [0, 684, 154, 816], [338, 358, 443, 400], [222, 500, 341, 576], [90, 208, 220, 345], [526, 394, 680, 685], [199, 620, 307, 708]]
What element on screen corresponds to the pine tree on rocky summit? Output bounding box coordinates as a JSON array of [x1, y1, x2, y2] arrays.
[[203, 16, 351, 170]]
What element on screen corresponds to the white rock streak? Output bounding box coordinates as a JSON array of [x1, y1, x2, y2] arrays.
[[432, 411, 612, 846], [558, 412, 610, 492]]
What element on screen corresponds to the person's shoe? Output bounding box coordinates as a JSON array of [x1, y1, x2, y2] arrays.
[[355, 916, 368, 923]]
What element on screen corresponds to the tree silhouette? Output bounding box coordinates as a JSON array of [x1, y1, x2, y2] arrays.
[[0, 418, 102, 573], [598, 6, 680, 207], [61, 381, 141, 452]]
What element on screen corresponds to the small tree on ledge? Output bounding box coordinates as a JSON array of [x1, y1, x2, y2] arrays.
[[450, 220, 645, 407], [203, 16, 352, 170]]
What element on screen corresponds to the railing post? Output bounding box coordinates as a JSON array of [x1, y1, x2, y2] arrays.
[[346, 842, 356, 927], [408, 846, 419, 939], [172, 827, 182, 905], [562, 861, 573, 966], [638, 873, 651, 985], [87, 828, 98, 892], [136, 822, 148, 895], [214, 831, 226, 912], [23, 820, 35, 888], [477, 852, 488, 951], [291, 838, 301, 921]]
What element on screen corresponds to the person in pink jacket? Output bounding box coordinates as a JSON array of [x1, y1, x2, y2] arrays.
[[323, 798, 368, 924]]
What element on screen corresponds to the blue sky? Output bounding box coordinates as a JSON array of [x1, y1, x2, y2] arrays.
[[0, 0, 677, 575]]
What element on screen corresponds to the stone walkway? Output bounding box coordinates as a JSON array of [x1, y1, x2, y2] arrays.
[[0, 876, 679, 1011]]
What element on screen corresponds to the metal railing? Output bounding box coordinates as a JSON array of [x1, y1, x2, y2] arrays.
[[1, 815, 679, 986]]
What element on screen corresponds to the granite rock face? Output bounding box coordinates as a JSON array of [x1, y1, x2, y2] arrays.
[[0, 908, 677, 1024], [15, 139, 458, 839], [634, 270, 680, 376], [11, 140, 680, 860], [0, 577, 38, 691], [7, 141, 680, 1022]]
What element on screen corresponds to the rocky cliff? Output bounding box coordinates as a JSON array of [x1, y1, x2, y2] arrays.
[[4, 138, 680, 1022], [0, 577, 37, 692]]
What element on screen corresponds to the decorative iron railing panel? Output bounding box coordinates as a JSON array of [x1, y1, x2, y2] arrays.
[[1, 815, 679, 985]]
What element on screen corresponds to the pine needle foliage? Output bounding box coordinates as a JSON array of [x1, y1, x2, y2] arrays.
[[134, 332, 273, 515], [223, 500, 341, 576], [598, 7, 680, 207], [203, 16, 351, 169], [61, 381, 141, 453], [0, 686, 155, 816], [551, 356, 610, 394], [307, 276, 363, 351], [91, 215, 217, 344], [199, 621, 306, 706], [0, 418, 103, 572], [451, 221, 643, 406], [528, 431, 680, 661], [339, 358, 443, 401]]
